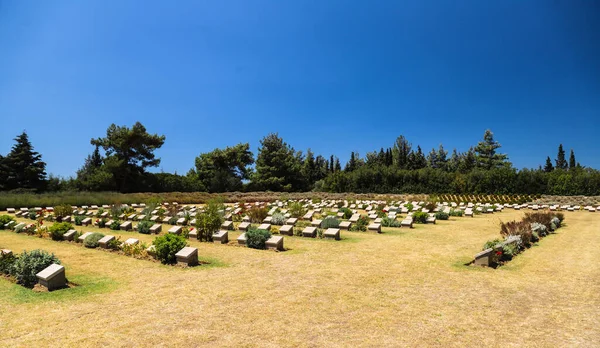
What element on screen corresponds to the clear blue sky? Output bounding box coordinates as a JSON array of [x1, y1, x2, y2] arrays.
[[1, 1, 599, 177]]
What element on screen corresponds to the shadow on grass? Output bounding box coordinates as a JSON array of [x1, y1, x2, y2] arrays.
[[0, 274, 118, 304]]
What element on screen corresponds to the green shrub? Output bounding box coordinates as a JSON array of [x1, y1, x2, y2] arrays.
[[381, 217, 401, 227], [110, 220, 121, 230], [97, 218, 108, 228], [339, 207, 352, 220], [0, 252, 16, 275], [246, 228, 272, 250], [350, 216, 369, 232], [271, 213, 286, 226], [28, 211, 37, 220], [288, 202, 306, 218], [424, 202, 437, 211], [10, 249, 61, 288], [74, 215, 84, 226], [84, 232, 105, 248], [153, 234, 188, 264], [448, 209, 464, 217], [54, 204, 72, 221], [412, 212, 428, 224], [168, 216, 178, 225], [0, 215, 15, 230], [195, 201, 224, 242], [321, 216, 340, 229], [138, 220, 153, 234], [247, 207, 268, 223], [404, 203, 414, 211], [483, 238, 503, 250], [434, 212, 449, 220], [48, 222, 73, 241]]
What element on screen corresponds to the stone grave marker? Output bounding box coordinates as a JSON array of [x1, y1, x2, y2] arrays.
[[212, 230, 229, 244], [175, 247, 198, 267], [302, 226, 317, 238], [324, 228, 340, 240], [98, 235, 115, 248], [36, 264, 66, 291], [266, 236, 284, 251]]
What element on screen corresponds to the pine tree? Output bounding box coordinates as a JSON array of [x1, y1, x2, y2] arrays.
[[436, 144, 448, 171], [446, 149, 460, 172], [392, 135, 412, 169], [329, 155, 335, 173], [458, 148, 477, 173], [569, 149, 576, 170], [474, 130, 510, 169], [555, 144, 567, 170], [345, 152, 357, 172], [252, 133, 304, 191], [5, 131, 47, 191], [543, 156, 554, 172], [427, 148, 438, 168]]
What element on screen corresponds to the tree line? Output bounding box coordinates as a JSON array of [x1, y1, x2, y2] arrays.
[[1, 122, 599, 195]]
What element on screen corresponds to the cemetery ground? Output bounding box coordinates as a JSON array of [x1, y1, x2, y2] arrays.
[[1, 210, 599, 346]]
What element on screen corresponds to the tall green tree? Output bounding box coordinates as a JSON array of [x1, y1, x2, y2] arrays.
[[474, 129, 510, 169], [76, 146, 115, 191], [543, 156, 554, 172], [91, 122, 165, 192], [345, 151, 357, 172], [408, 146, 427, 170], [252, 133, 304, 191], [5, 131, 47, 191], [555, 144, 568, 170], [458, 148, 477, 173], [569, 149, 576, 170], [193, 143, 254, 192], [392, 135, 411, 169]]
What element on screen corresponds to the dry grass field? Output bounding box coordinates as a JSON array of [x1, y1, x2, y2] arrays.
[[1, 209, 599, 347]]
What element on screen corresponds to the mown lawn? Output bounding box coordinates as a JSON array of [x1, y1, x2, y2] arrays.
[[0, 210, 598, 347]]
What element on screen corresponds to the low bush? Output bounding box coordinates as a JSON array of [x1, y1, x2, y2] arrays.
[[97, 218, 108, 228], [54, 204, 72, 221], [381, 217, 401, 227], [28, 211, 37, 220], [412, 212, 428, 224], [434, 212, 449, 220], [168, 216, 178, 225], [339, 207, 352, 220], [288, 202, 306, 218], [74, 215, 84, 226], [247, 207, 268, 223], [153, 234, 188, 264], [246, 228, 272, 250], [321, 216, 340, 229], [0, 252, 16, 275], [448, 209, 464, 217], [404, 203, 414, 211], [10, 249, 61, 288], [48, 222, 73, 241], [0, 215, 15, 229], [110, 220, 121, 230], [271, 213, 286, 226], [122, 241, 148, 258], [530, 222, 547, 237], [350, 216, 369, 232], [500, 220, 533, 246], [138, 220, 153, 234], [84, 232, 105, 248]]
